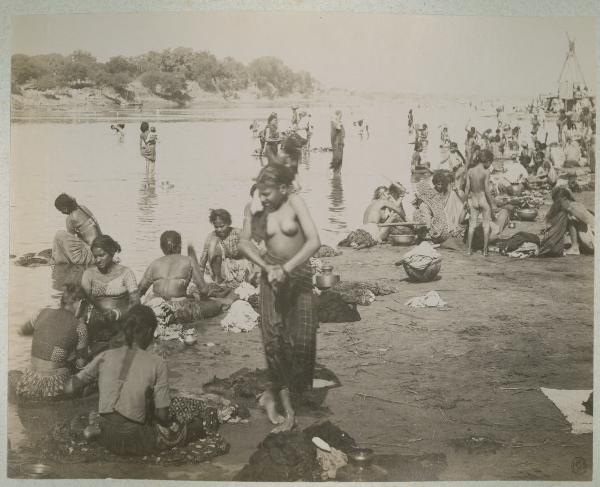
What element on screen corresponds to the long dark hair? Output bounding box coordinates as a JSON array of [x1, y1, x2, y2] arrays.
[[91, 235, 122, 256], [123, 304, 157, 349]]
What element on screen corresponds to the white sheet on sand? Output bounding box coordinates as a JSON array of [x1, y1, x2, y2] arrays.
[[540, 388, 592, 434], [405, 290, 447, 309]]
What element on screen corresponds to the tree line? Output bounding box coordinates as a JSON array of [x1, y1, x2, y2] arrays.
[[11, 48, 316, 105]]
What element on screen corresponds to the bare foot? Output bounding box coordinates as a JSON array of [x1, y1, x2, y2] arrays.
[[271, 414, 296, 433], [258, 391, 284, 425], [565, 247, 580, 255], [466, 250, 473, 256], [482, 251, 489, 257]]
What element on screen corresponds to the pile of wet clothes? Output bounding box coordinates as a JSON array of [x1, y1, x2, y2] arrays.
[[203, 366, 341, 411], [337, 229, 378, 249], [234, 420, 448, 482], [12, 249, 53, 267]]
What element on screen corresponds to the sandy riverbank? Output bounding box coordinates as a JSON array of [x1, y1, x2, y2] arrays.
[[8, 191, 593, 481]]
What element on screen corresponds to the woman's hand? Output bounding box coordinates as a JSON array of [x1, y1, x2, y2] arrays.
[[266, 265, 286, 288]]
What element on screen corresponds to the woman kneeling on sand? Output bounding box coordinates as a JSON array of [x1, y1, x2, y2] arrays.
[[198, 209, 254, 287], [413, 170, 465, 244], [498, 187, 594, 257], [138, 231, 221, 323], [65, 305, 216, 456], [239, 164, 321, 433], [14, 284, 90, 402]]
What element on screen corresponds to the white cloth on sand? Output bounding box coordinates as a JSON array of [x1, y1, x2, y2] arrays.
[[221, 300, 259, 333], [234, 282, 258, 301], [405, 290, 447, 308], [540, 388, 592, 434]]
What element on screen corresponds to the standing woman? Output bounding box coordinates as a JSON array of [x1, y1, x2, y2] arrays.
[[263, 113, 280, 160], [330, 110, 345, 174], [239, 164, 321, 433], [81, 235, 140, 343], [139, 121, 156, 174]]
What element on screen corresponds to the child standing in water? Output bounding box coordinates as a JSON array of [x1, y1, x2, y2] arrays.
[[239, 164, 321, 433], [465, 149, 495, 256]]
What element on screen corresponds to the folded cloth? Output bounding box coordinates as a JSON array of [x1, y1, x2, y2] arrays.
[[405, 290, 447, 308]]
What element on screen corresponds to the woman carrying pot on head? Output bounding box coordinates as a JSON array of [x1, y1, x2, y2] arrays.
[[81, 235, 140, 344], [51, 193, 102, 266]]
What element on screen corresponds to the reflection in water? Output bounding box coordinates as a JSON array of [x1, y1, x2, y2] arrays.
[[328, 173, 346, 230], [138, 172, 157, 222]]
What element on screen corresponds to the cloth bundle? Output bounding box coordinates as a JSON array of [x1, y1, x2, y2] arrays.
[[221, 300, 259, 333]]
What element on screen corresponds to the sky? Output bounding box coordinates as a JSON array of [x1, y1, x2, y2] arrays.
[[10, 11, 596, 97]]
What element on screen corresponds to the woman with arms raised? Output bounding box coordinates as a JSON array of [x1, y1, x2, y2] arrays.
[[239, 164, 321, 433]]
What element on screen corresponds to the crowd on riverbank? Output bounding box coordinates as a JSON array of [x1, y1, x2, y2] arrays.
[[8, 98, 596, 479]]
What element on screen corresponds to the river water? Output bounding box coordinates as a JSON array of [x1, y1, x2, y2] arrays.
[[8, 98, 540, 459]]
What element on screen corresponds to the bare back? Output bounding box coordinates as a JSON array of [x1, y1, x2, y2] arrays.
[[467, 165, 489, 195], [141, 255, 192, 299], [363, 200, 388, 224]]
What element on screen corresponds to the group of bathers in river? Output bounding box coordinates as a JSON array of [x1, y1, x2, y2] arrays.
[[15, 154, 323, 455]]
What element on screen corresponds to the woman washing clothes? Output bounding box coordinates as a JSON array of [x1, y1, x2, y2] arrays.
[[138, 231, 221, 323], [198, 209, 254, 287], [81, 235, 140, 344], [51, 193, 101, 265], [498, 187, 594, 257], [65, 305, 218, 456], [14, 284, 90, 402], [413, 170, 466, 244], [239, 164, 321, 433]]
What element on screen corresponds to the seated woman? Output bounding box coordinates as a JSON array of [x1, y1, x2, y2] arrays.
[[65, 305, 218, 456], [498, 187, 594, 257], [14, 284, 90, 402], [198, 209, 254, 287], [361, 186, 406, 242], [138, 231, 221, 323], [413, 170, 465, 244], [52, 194, 102, 265], [81, 235, 140, 343]]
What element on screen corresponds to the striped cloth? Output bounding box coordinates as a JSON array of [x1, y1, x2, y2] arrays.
[[260, 253, 318, 395]]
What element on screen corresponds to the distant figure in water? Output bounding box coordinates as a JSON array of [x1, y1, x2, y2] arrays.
[[52, 193, 102, 265], [111, 123, 125, 142], [330, 110, 345, 173], [139, 121, 156, 174]]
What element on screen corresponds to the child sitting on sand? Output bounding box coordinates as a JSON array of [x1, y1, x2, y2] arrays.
[[465, 149, 495, 256]]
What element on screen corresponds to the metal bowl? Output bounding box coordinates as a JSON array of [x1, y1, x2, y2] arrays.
[[389, 234, 416, 246], [348, 448, 375, 467], [21, 463, 54, 478], [315, 273, 340, 289], [515, 208, 538, 221]]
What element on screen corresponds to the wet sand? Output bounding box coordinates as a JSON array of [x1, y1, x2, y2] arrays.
[[10, 191, 593, 481]]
